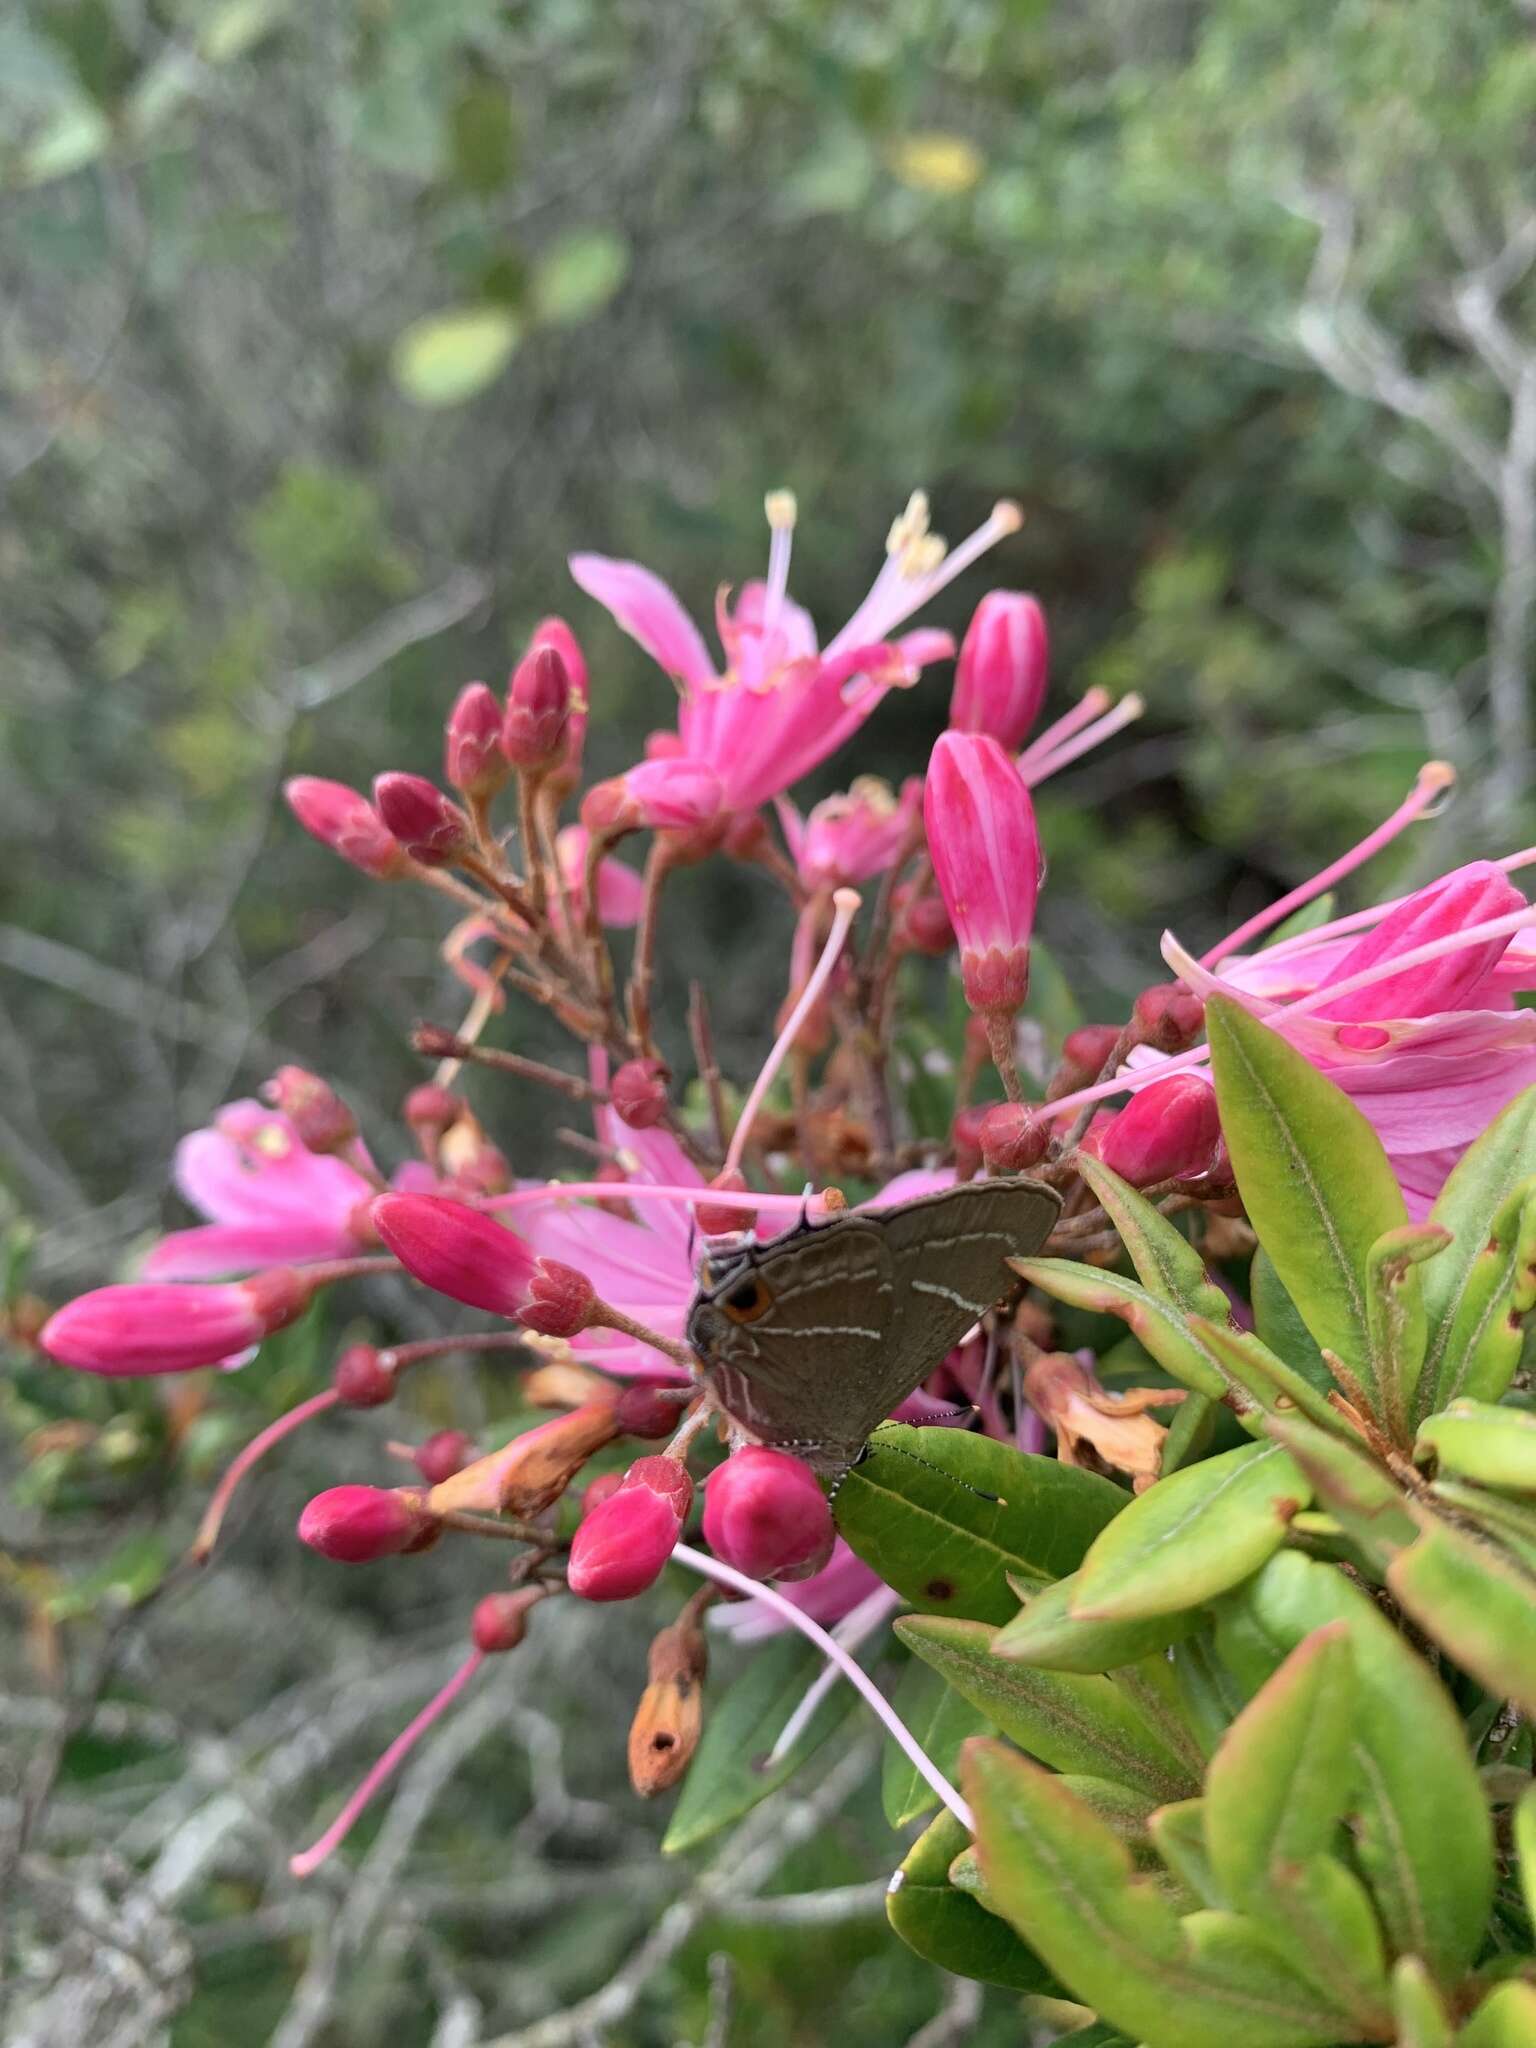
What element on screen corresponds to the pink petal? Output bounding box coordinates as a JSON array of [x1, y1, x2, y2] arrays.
[[143, 1221, 356, 1280], [569, 553, 716, 688]]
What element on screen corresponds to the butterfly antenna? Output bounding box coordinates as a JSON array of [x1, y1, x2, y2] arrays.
[[857, 1436, 1004, 1506]]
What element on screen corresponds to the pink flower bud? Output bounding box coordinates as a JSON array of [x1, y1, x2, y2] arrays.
[[949, 592, 1049, 750], [695, 1167, 755, 1238], [610, 1057, 669, 1130], [298, 1483, 437, 1564], [892, 883, 955, 958], [979, 1101, 1049, 1174], [614, 1384, 686, 1438], [404, 1085, 465, 1148], [923, 732, 1041, 1017], [581, 758, 725, 836], [568, 1456, 693, 1601], [1059, 1024, 1121, 1085], [951, 1106, 988, 1180], [445, 682, 511, 799], [1132, 982, 1205, 1053], [284, 777, 408, 880], [262, 1066, 356, 1153], [1313, 860, 1528, 1021], [373, 1193, 596, 1336], [1087, 1074, 1222, 1187], [581, 1471, 624, 1518], [701, 1447, 833, 1581], [372, 773, 474, 868], [502, 645, 572, 770], [414, 1428, 474, 1484], [529, 618, 589, 787], [333, 1344, 394, 1408], [40, 1269, 311, 1377], [471, 1587, 543, 1653]]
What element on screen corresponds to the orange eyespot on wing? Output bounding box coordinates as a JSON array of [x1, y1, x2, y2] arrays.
[[720, 1275, 773, 1324]]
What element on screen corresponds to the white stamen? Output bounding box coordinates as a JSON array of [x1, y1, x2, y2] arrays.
[[766, 1585, 904, 1763], [761, 490, 797, 643]]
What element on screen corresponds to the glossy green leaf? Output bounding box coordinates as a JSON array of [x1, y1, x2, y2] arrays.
[[1457, 1982, 1536, 2046], [1147, 1798, 1223, 1907], [963, 1740, 1350, 2048], [881, 1657, 991, 1829], [1250, 1247, 1334, 1396], [1184, 1315, 1341, 1438], [834, 1424, 1127, 1624], [1206, 994, 1408, 1402], [1387, 1509, 1536, 1715], [1159, 1390, 1218, 1472], [1072, 1441, 1311, 1622], [1261, 893, 1337, 946], [1417, 1398, 1536, 1492], [1391, 1956, 1455, 2048], [390, 306, 520, 407], [1426, 1177, 1536, 1417], [1075, 1156, 1230, 1317], [1169, 1631, 1249, 1758], [1514, 1781, 1536, 1931], [1366, 1223, 1450, 1441], [1423, 1084, 1536, 1416], [1214, 1551, 1493, 1979], [1428, 1478, 1536, 1575], [661, 1634, 853, 1852], [896, 1616, 1195, 1802], [886, 1807, 1059, 1993], [530, 229, 630, 326], [1011, 1259, 1230, 1400], [1260, 1412, 1416, 1568], [994, 1569, 1199, 1672]]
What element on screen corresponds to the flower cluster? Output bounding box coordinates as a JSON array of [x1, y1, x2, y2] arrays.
[[33, 490, 1536, 1875]]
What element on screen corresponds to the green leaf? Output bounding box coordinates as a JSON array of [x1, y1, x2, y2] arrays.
[[1457, 1982, 1536, 2046], [896, 1616, 1195, 1802], [994, 1570, 1199, 1673], [1429, 1478, 1536, 1575], [1250, 1247, 1334, 1396], [834, 1424, 1127, 1625], [1147, 1798, 1224, 1907], [963, 1740, 1350, 2048], [661, 1635, 853, 1852], [46, 1532, 170, 1620], [1072, 1441, 1311, 1622], [1169, 1631, 1249, 1758], [1391, 1956, 1455, 2048], [390, 306, 520, 407], [530, 229, 630, 326], [1261, 893, 1337, 947], [1387, 1509, 1536, 1716], [881, 1658, 991, 1829], [1259, 1412, 1416, 1568], [1184, 1315, 1342, 1438], [1214, 1551, 1493, 1980], [1206, 994, 1409, 1404], [1159, 1391, 1218, 1472], [1417, 1399, 1536, 1491], [886, 1807, 1059, 1993], [1514, 1782, 1536, 1932], [1423, 1084, 1536, 1417], [1424, 1180, 1536, 1420], [1366, 1223, 1448, 1441], [1011, 1259, 1231, 1401], [1075, 1156, 1230, 1317]]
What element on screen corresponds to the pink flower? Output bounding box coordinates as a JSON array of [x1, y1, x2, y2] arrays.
[[144, 1101, 377, 1280], [710, 1538, 887, 1642], [702, 1448, 834, 1581], [923, 731, 1042, 1015], [571, 491, 1022, 815], [948, 591, 1049, 750], [284, 777, 407, 880], [373, 1193, 595, 1336], [580, 757, 726, 835], [568, 1456, 693, 1601], [776, 776, 922, 892], [41, 1269, 311, 1376], [548, 827, 645, 933]]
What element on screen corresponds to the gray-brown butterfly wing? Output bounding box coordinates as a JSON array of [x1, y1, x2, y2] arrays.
[[691, 1217, 895, 1472]]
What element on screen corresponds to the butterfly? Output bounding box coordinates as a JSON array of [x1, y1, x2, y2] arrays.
[[685, 1176, 1061, 1479]]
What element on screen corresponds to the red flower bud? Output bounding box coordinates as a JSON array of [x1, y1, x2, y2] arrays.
[[951, 1105, 988, 1180], [924, 732, 1041, 1018], [372, 1194, 595, 1336], [949, 591, 1049, 751], [471, 1587, 543, 1654], [373, 772, 474, 868], [581, 1471, 624, 1518], [701, 1447, 832, 1581], [1059, 1024, 1122, 1084], [445, 682, 511, 800], [404, 1084, 466, 1149], [893, 884, 955, 958], [41, 1269, 311, 1377], [284, 777, 408, 880], [502, 645, 572, 770], [529, 618, 589, 789], [1132, 982, 1205, 1054], [610, 1058, 669, 1130], [694, 1167, 755, 1238], [298, 1484, 437, 1564], [415, 1429, 474, 1484], [262, 1066, 356, 1154], [567, 1456, 693, 1601], [614, 1384, 686, 1438], [979, 1101, 1049, 1174], [333, 1344, 394, 1408], [1087, 1074, 1222, 1187]]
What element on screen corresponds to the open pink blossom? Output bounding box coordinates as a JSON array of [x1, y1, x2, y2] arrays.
[[776, 776, 922, 893], [571, 490, 1021, 816], [143, 1102, 379, 1280]]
